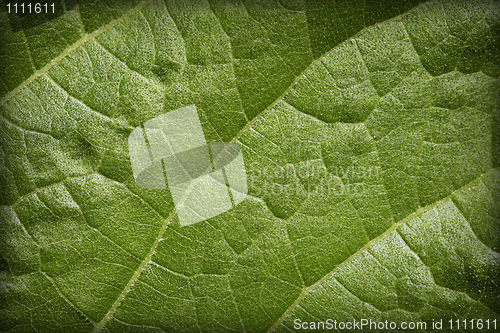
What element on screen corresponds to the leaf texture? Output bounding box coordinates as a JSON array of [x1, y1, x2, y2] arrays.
[[0, 0, 499, 332]]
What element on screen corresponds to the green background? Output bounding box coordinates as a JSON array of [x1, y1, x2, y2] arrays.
[[0, 0, 499, 332]]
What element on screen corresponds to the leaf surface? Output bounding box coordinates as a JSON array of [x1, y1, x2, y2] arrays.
[[0, 0, 499, 332]]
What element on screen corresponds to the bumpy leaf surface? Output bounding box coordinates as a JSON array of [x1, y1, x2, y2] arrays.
[[0, 0, 499, 332]]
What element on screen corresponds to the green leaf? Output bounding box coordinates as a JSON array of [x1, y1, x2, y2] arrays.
[[1, 0, 499, 332]]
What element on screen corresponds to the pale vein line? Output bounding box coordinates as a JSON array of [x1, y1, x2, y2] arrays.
[[204, 2, 250, 125], [224, 1, 429, 148], [93, 165, 242, 330], [20, 29, 36, 72], [90, 6, 437, 329], [41, 272, 97, 326], [92, 207, 177, 333], [267, 168, 498, 332], [0, 1, 460, 331], [0, 0, 153, 108]]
